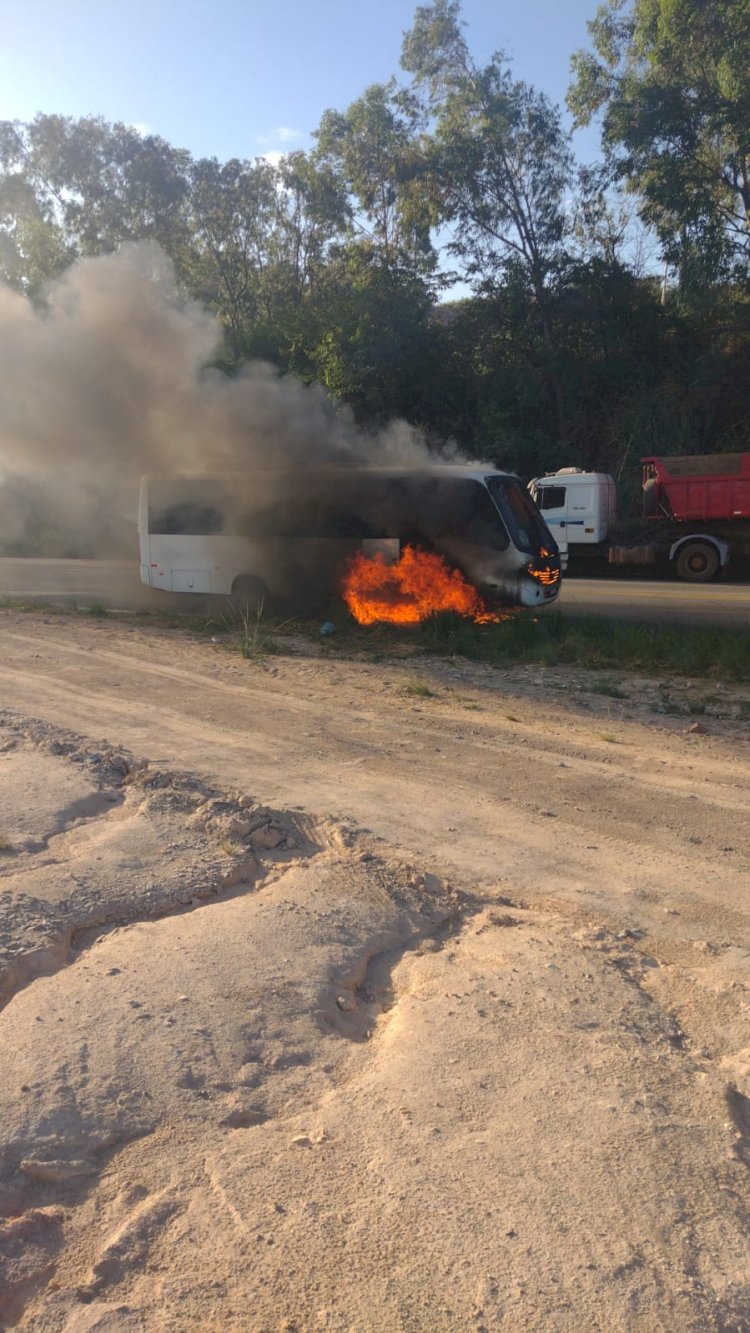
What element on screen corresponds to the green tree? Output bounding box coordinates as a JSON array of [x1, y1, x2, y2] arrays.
[[0, 154, 73, 292], [316, 81, 437, 278], [275, 151, 350, 304], [0, 115, 191, 267], [185, 156, 282, 359], [568, 0, 750, 281], [401, 0, 575, 441], [303, 246, 447, 424]]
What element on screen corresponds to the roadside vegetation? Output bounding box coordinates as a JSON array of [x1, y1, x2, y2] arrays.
[[315, 611, 750, 684], [4, 596, 747, 684]]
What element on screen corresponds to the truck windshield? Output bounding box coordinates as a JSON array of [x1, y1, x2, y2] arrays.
[[485, 477, 554, 556]]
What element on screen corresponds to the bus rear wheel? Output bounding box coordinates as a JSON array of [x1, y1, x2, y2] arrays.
[[230, 575, 268, 616], [674, 542, 719, 583]]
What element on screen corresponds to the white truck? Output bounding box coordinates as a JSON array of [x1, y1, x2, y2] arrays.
[[530, 455, 750, 582]]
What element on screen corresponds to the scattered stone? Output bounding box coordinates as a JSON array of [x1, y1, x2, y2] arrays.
[[20, 1158, 95, 1182], [249, 826, 286, 850], [229, 816, 253, 838], [336, 995, 355, 1012], [0, 1207, 64, 1240], [219, 856, 257, 888], [688, 721, 706, 734], [221, 1107, 267, 1129], [290, 1135, 313, 1149]]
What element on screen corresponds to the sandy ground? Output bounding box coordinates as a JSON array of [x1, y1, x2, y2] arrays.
[[1, 609, 750, 1331]]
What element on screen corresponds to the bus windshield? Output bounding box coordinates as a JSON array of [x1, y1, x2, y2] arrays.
[[485, 476, 554, 556]]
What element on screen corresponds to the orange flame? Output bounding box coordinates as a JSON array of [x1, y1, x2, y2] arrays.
[[342, 546, 502, 625], [528, 548, 560, 589]]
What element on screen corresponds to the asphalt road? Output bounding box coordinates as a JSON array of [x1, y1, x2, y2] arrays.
[[0, 557, 749, 627]]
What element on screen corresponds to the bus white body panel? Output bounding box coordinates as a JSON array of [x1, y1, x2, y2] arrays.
[[140, 534, 263, 595]]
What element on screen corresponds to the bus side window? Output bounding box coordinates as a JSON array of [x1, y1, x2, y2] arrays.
[[151, 502, 225, 535], [320, 507, 376, 539], [443, 481, 509, 550]]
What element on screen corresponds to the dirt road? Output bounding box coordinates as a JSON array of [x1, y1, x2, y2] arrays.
[[2, 610, 750, 1331]]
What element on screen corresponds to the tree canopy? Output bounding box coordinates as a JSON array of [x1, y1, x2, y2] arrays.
[[0, 1, 748, 477], [568, 0, 750, 282]]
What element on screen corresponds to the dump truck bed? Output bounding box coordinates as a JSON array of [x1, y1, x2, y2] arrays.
[[643, 454, 750, 523]]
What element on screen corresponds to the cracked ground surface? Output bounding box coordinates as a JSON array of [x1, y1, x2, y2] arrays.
[[1, 610, 750, 1330]]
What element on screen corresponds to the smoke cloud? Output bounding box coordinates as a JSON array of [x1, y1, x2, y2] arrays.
[[0, 243, 437, 557]]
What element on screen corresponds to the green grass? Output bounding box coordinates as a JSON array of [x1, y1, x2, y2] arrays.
[[114, 605, 750, 685], [240, 631, 278, 660], [586, 678, 628, 699], [236, 606, 280, 661], [403, 610, 750, 682], [403, 679, 438, 698]]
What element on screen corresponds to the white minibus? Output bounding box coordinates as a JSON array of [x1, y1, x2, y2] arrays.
[[138, 466, 561, 610]]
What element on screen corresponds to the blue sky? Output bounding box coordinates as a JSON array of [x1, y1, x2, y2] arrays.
[[1, 0, 602, 163]]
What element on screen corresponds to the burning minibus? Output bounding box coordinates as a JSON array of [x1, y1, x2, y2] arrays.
[[138, 466, 561, 618]]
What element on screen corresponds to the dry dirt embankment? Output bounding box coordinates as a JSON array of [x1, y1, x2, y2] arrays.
[[1, 610, 750, 1331]]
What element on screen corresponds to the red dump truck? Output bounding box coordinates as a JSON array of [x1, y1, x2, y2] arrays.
[[529, 452, 750, 582]]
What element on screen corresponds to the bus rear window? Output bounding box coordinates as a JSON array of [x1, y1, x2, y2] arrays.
[[149, 480, 229, 535]]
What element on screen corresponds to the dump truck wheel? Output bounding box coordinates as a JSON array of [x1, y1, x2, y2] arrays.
[[674, 542, 719, 582]]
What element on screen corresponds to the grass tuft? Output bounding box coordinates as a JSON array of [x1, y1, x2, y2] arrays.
[[403, 679, 438, 698], [586, 679, 628, 699]]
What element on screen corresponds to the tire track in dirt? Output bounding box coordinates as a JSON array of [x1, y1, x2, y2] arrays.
[[2, 615, 750, 949], [5, 626, 750, 816]]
